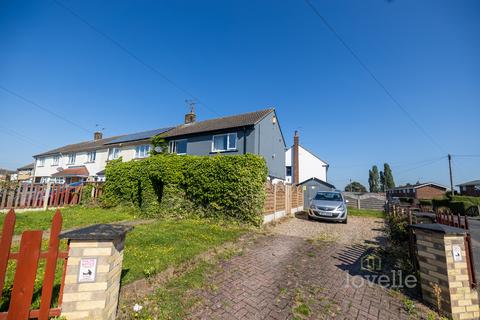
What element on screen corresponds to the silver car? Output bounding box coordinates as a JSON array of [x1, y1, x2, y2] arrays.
[[308, 191, 348, 224]]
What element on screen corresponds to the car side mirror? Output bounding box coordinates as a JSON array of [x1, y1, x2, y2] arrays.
[[345, 199, 349, 203]]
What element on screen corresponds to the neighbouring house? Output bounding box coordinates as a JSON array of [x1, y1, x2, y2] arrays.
[[457, 180, 480, 197], [285, 131, 329, 184], [387, 182, 448, 200], [0, 169, 15, 182], [31, 108, 287, 183], [13, 163, 34, 183], [160, 108, 286, 180], [32, 127, 173, 184], [285, 131, 332, 204]]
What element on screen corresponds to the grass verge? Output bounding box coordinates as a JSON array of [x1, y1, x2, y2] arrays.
[[348, 208, 386, 219]]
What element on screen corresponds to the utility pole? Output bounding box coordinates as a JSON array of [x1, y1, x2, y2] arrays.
[[448, 154, 454, 196]]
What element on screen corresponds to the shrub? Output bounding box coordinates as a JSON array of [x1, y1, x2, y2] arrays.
[[432, 195, 480, 216], [102, 154, 268, 225], [418, 199, 432, 206]]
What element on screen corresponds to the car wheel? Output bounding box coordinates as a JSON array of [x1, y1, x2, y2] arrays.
[[307, 214, 312, 220]]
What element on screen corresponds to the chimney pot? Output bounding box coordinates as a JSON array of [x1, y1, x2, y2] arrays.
[[94, 132, 103, 140]]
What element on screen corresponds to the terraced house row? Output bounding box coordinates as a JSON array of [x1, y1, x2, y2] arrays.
[[31, 108, 289, 184]]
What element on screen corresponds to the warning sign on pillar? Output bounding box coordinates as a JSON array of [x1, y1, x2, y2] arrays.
[[78, 258, 97, 282]]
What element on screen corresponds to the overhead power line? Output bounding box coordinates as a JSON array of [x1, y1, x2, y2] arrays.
[[54, 0, 222, 118], [0, 85, 92, 134], [395, 156, 446, 174], [304, 0, 446, 154], [0, 125, 51, 149]]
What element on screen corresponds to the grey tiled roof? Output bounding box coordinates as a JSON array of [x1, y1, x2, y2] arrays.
[[160, 108, 274, 138], [17, 163, 34, 170], [457, 180, 480, 186], [34, 127, 172, 157]]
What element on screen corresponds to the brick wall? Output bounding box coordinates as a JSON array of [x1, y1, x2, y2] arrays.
[[416, 185, 447, 200]]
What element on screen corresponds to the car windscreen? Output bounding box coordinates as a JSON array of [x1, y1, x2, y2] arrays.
[[314, 192, 342, 201]]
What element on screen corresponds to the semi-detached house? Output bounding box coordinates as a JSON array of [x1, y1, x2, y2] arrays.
[[32, 108, 286, 183]]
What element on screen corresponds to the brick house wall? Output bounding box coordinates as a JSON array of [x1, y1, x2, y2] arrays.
[[416, 185, 446, 199]]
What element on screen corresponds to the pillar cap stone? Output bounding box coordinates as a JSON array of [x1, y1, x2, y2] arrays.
[[410, 223, 468, 235], [60, 224, 133, 241]]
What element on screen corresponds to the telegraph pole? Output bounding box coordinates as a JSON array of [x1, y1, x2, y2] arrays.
[[448, 154, 454, 196]]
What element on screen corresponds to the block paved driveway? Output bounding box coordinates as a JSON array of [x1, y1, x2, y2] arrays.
[[189, 214, 432, 320]]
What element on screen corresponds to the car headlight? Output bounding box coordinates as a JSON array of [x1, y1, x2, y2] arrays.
[[337, 204, 345, 211]]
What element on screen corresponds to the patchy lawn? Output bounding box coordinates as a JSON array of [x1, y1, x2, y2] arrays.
[[0, 206, 138, 234], [121, 219, 249, 284], [1, 209, 249, 312], [348, 207, 386, 219]]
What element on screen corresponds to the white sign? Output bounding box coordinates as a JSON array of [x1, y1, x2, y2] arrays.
[[78, 258, 97, 283], [452, 245, 462, 262]]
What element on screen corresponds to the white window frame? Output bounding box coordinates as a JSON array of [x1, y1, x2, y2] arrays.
[[135, 144, 151, 158], [67, 153, 76, 165], [87, 151, 96, 163], [37, 157, 45, 167], [52, 155, 59, 166], [169, 139, 187, 155], [108, 147, 120, 160], [211, 133, 237, 152]]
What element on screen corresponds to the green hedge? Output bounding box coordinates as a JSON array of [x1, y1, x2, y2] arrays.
[[102, 154, 268, 225], [432, 195, 480, 216]]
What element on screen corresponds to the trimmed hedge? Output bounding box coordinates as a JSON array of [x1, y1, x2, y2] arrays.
[[102, 154, 268, 225]]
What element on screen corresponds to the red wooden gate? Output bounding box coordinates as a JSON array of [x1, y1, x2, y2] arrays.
[[0, 209, 68, 319]]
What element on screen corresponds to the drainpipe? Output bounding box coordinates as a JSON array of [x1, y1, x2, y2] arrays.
[[243, 127, 247, 155]]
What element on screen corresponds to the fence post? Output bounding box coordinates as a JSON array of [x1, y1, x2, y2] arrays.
[[412, 224, 480, 319], [59, 224, 133, 320], [43, 183, 52, 211]]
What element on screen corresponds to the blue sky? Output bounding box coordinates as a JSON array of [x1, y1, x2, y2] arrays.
[[1, 0, 479, 189]]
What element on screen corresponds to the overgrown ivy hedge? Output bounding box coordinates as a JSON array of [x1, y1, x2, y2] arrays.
[[102, 154, 268, 225]]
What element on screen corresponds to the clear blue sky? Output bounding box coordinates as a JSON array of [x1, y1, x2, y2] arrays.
[[1, 0, 479, 189]]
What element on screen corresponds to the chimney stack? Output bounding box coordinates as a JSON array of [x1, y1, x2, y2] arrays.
[[184, 100, 196, 124], [293, 130, 299, 185], [94, 132, 103, 141]]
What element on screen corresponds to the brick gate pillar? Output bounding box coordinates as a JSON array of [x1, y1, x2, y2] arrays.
[[59, 224, 133, 320], [412, 224, 479, 319]]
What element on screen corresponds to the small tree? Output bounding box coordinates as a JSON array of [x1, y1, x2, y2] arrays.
[[151, 136, 169, 155], [345, 181, 367, 193], [383, 163, 395, 190], [368, 165, 380, 192]]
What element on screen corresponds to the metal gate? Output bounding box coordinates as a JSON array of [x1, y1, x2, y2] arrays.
[[0, 209, 68, 319]]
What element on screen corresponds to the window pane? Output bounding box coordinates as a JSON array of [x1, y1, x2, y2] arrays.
[[213, 135, 227, 151], [177, 140, 187, 154], [228, 133, 237, 149]]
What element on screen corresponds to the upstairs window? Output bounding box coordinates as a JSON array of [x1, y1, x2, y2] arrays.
[[52, 155, 59, 166], [37, 158, 45, 167], [87, 151, 96, 163], [67, 153, 76, 165], [286, 166, 292, 177], [135, 145, 151, 158], [169, 140, 187, 155], [108, 148, 120, 160], [212, 133, 237, 152]]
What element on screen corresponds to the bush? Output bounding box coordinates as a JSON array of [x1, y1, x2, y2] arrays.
[[102, 154, 268, 225], [432, 195, 480, 216], [418, 199, 432, 206]]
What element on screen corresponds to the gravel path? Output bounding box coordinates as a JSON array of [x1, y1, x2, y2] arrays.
[[189, 213, 433, 320]]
